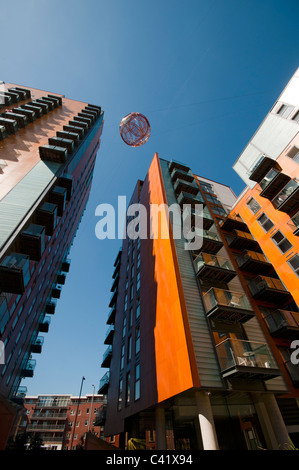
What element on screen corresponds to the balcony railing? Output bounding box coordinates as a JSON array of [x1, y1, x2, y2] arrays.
[[192, 229, 223, 255], [193, 253, 236, 282], [98, 371, 110, 394], [288, 211, 299, 236], [182, 206, 214, 230], [248, 275, 292, 304], [203, 288, 254, 323], [0, 253, 30, 294], [236, 250, 274, 275], [174, 178, 199, 196], [259, 169, 290, 200], [216, 338, 280, 380], [171, 167, 194, 183], [104, 325, 115, 345], [219, 214, 249, 232], [101, 346, 112, 368], [31, 412, 67, 419], [264, 309, 299, 339], [21, 359, 36, 378], [177, 191, 205, 208], [27, 424, 66, 432], [168, 159, 191, 174], [107, 306, 116, 325], [272, 178, 299, 215], [248, 155, 279, 183], [228, 230, 261, 252]]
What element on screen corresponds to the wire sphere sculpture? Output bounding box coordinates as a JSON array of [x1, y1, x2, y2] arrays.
[[119, 112, 151, 147]]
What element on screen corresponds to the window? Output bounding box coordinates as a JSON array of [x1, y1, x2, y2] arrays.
[[257, 213, 274, 232], [288, 254, 299, 276], [247, 197, 261, 214], [211, 205, 226, 216], [277, 104, 294, 119], [120, 344, 125, 370], [135, 326, 140, 355], [271, 230, 293, 254], [126, 372, 131, 405], [293, 111, 299, 123], [136, 271, 140, 292], [136, 301, 140, 320], [127, 336, 132, 362], [122, 316, 126, 338], [287, 146, 299, 164], [135, 364, 140, 401], [118, 379, 123, 411]]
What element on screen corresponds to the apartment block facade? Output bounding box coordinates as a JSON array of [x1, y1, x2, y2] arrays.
[[0, 83, 103, 449], [23, 394, 110, 450]]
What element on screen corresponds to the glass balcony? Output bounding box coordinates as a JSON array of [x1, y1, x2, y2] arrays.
[[36, 202, 57, 236], [98, 371, 110, 394], [31, 336, 44, 354], [177, 191, 205, 208], [203, 288, 254, 323], [39, 144, 68, 163], [74, 115, 92, 128], [39, 315, 51, 333], [219, 214, 249, 233], [101, 345, 112, 368], [107, 306, 116, 325], [182, 206, 214, 230], [63, 124, 84, 138], [216, 338, 280, 380], [194, 253, 236, 282], [21, 358, 36, 378], [248, 155, 279, 183], [104, 325, 115, 345], [49, 186, 67, 217], [48, 136, 74, 154], [31, 411, 67, 419], [168, 159, 191, 174], [248, 275, 292, 304], [174, 178, 199, 196], [45, 300, 57, 315], [0, 253, 30, 294], [171, 167, 194, 184], [20, 224, 45, 262], [61, 258, 71, 273], [228, 229, 261, 252], [272, 179, 299, 215], [192, 229, 223, 255], [264, 309, 299, 339], [259, 169, 290, 200], [27, 424, 66, 432], [236, 250, 274, 275], [288, 211, 299, 236], [109, 289, 117, 308], [57, 175, 73, 200]]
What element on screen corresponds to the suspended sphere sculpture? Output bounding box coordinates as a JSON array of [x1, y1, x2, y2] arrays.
[[119, 112, 151, 147]]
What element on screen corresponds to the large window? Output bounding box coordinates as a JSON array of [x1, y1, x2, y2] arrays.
[[271, 230, 293, 254], [257, 213, 274, 232]]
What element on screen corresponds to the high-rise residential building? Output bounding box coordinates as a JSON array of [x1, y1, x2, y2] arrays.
[[22, 393, 109, 450], [99, 69, 299, 450], [0, 83, 103, 449]]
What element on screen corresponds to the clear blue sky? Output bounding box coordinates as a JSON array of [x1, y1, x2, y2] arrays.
[[1, 0, 298, 397]]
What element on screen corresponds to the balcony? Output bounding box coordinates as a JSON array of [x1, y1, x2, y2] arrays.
[[219, 214, 249, 233], [56, 273, 66, 285], [288, 211, 299, 236], [107, 306, 116, 325], [101, 345, 112, 368], [45, 300, 56, 315], [249, 155, 280, 183], [39, 316, 51, 333], [177, 191, 205, 208], [56, 130, 80, 146], [78, 111, 95, 124], [272, 179, 299, 215], [259, 169, 291, 200], [171, 168, 194, 183], [48, 137, 74, 154], [30, 336, 44, 354], [98, 371, 110, 394], [9, 87, 31, 99], [27, 424, 66, 432], [94, 406, 107, 426], [216, 338, 281, 380], [31, 411, 67, 419], [21, 359, 36, 378], [192, 229, 223, 255], [264, 309, 299, 339], [194, 253, 236, 282], [0, 253, 30, 294], [74, 115, 92, 128], [284, 360, 299, 388], [20, 224, 45, 261], [48, 186, 67, 216], [2, 111, 27, 128], [168, 160, 191, 174], [61, 259, 71, 273], [174, 178, 199, 196], [48, 94, 62, 106], [36, 98, 54, 110], [109, 289, 117, 308], [203, 288, 254, 323], [228, 230, 261, 252], [39, 145, 68, 163], [248, 275, 292, 304], [236, 250, 274, 275], [63, 125, 84, 138], [51, 286, 61, 299], [111, 273, 119, 292], [31, 100, 49, 114], [36, 202, 57, 236], [104, 325, 115, 345], [0, 116, 18, 135], [13, 106, 36, 122], [84, 107, 99, 119], [21, 103, 43, 117]]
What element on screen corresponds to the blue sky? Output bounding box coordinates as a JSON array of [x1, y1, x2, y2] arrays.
[[1, 0, 298, 397]]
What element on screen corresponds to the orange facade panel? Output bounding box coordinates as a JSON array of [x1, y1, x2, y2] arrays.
[[145, 154, 198, 403]]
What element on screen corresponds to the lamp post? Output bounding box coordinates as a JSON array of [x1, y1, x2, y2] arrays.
[[70, 376, 85, 450], [88, 384, 95, 432]]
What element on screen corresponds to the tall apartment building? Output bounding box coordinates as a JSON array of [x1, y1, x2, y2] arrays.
[[98, 151, 299, 450], [23, 394, 108, 450], [0, 83, 103, 449]]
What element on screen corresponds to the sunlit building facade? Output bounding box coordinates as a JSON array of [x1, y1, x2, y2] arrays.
[[0, 83, 103, 449]]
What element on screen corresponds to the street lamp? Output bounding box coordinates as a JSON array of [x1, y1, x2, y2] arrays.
[[70, 376, 85, 450], [88, 384, 95, 432]]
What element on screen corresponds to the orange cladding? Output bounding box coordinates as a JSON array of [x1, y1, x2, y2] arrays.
[[146, 154, 198, 403]]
